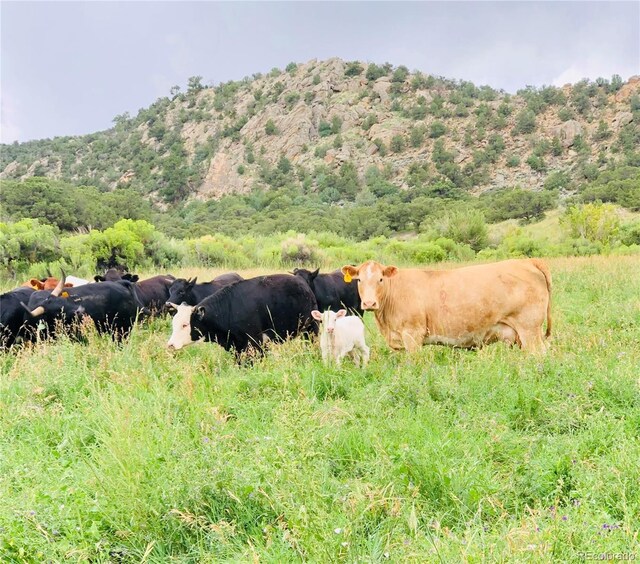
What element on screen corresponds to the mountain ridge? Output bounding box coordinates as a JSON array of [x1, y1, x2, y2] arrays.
[[1, 57, 638, 209]]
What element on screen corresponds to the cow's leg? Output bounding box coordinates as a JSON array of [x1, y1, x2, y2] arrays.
[[517, 327, 546, 353], [401, 330, 423, 353], [351, 348, 361, 367], [360, 343, 370, 367]]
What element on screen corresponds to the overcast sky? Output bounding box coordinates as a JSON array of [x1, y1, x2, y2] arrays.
[[2, 1, 639, 143]]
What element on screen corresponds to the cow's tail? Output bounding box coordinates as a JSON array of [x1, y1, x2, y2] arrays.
[[531, 258, 552, 339]]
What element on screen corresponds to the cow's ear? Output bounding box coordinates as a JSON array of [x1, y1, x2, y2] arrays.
[[383, 266, 398, 278], [196, 306, 205, 320], [29, 279, 44, 290], [188, 277, 198, 287], [94, 275, 105, 282], [311, 310, 323, 321], [341, 265, 358, 282], [311, 268, 320, 279], [336, 309, 347, 318], [130, 275, 139, 283]]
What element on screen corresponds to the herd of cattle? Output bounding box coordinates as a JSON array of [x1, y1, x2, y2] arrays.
[[0, 258, 553, 362]]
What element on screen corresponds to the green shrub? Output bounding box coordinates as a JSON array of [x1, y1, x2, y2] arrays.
[[506, 155, 520, 167], [430, 210, 488, 252], [526, 154, 546, 172], [344, 61, 364, 77], [557, 107, 575, 122], [281, 234, 324, 264], [392, 65, 409, 83], [0, 218, 58, 274], [284, 92, 300, 109], [318, 120, 332, 137], [390, 135, 406, 153], [544, 171, 571, 191], [561, 202, 621, 243], [373, 138, 387, 156], [362, 114, 378, 131], [365, 63, 387, 82], [512, 109, 537, 135], [429, 121, 447, 138], [409, 126, 426, 148], [498, 228, 544, 257], [314, 145, 329, 159], [265, 119, 277, 135], [331, 116, 343, 134]]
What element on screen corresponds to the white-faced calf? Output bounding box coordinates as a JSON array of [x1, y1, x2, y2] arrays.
[[311, 309, 370, 367]]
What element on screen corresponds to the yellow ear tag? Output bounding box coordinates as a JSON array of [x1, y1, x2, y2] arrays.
[[343, 273, 352, 283], [61, 291, 69, 298]]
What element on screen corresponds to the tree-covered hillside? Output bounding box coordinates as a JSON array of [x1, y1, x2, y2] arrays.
[[2, 59, 639, 203]]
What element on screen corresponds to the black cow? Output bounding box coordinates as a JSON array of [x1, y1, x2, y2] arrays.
[[167, 274, 317, 357], [165, 273, 243, 308], [293, 268, 362, 316], [130, 275, 176, 314], [1, 287, 35, 348], [23, 279, 142, 341], [95, 272, 176, 315]]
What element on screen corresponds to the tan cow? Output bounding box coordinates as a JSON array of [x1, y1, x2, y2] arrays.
[[341, 258, 552, 353], [22, 277, 73, 291]]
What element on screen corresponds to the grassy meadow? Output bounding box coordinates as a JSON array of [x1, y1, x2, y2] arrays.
[[1, 255, 639, 562]]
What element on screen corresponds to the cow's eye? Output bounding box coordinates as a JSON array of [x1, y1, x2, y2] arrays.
[[182, 323, 189, 329], [378, 278, 383, 283]]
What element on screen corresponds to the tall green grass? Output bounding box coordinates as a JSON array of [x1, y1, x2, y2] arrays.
[[1, 256, 639, 561]]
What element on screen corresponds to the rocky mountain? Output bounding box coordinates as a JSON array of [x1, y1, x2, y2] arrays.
[[1, 58, 638, 207]]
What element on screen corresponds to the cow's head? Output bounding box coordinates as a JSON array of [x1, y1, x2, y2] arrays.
[[311, 309, 346, 334], [167, 303, 204, 350], [166, 278, 197, 308], [95, 268, 131, 283], [341, 261, 398, 310], [292, 268, 320, 288], [121, 273, 140, 283], [22, 275, 84, 326]]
